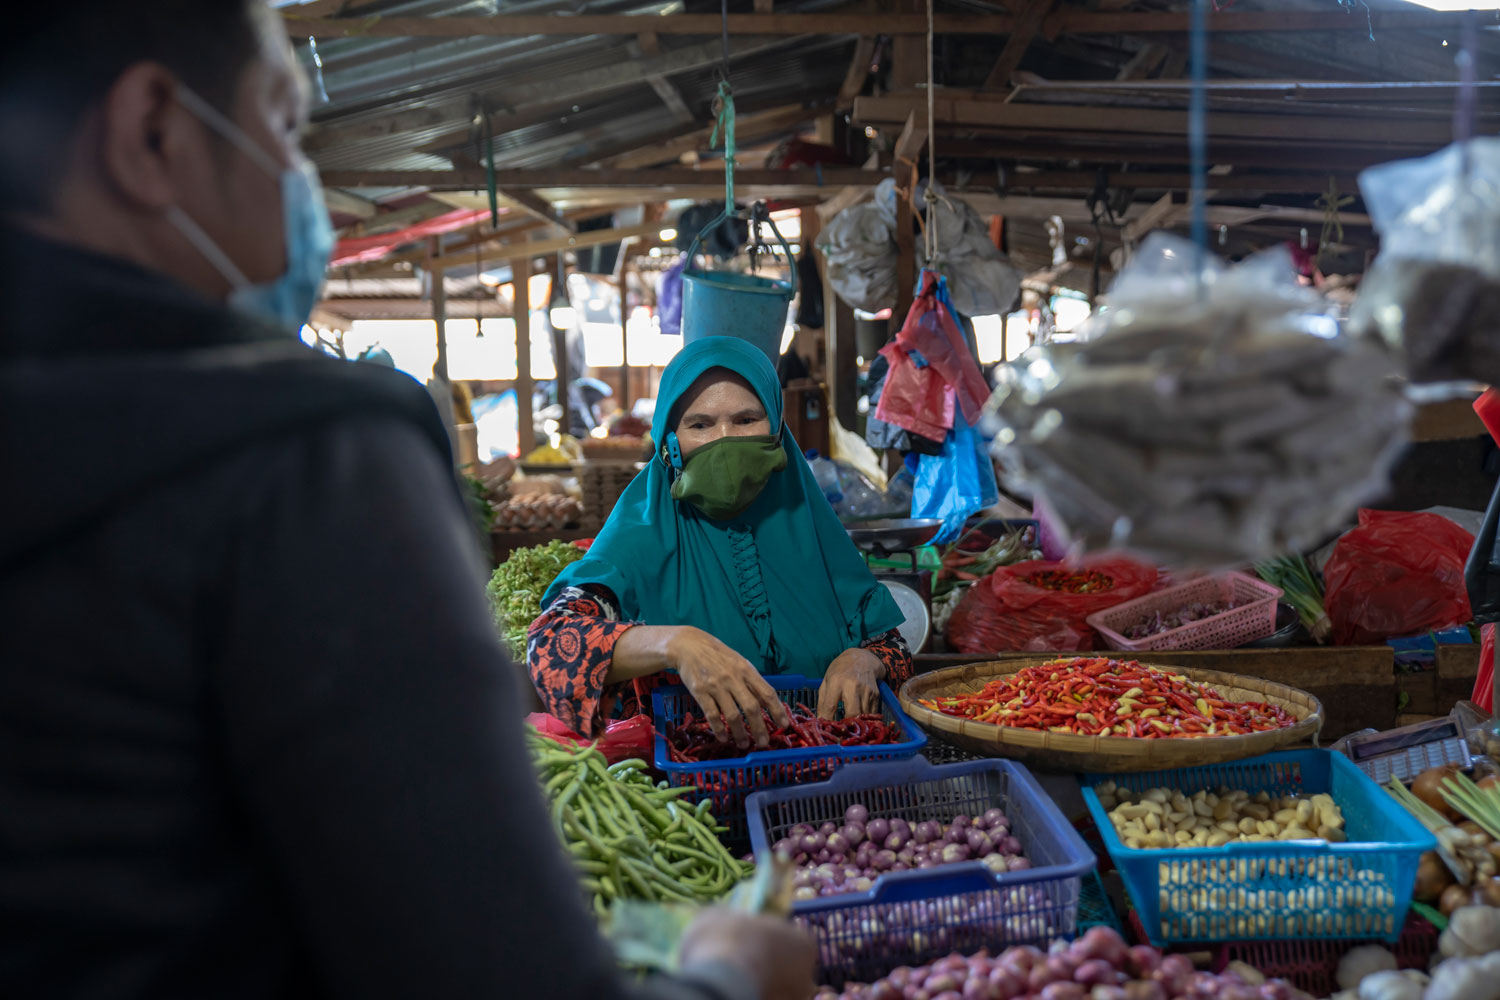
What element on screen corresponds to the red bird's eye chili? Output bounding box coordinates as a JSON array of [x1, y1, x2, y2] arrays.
[[665, 704, 901, 761], [918, 656, 1297, 739], [1022, 569, 1116, 594]]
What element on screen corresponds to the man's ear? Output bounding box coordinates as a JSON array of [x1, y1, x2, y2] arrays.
[[98, 62, 195, 212]]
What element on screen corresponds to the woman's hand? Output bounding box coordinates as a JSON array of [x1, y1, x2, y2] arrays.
[[669, 627, 790, 749], [817, 648, 885, 719]]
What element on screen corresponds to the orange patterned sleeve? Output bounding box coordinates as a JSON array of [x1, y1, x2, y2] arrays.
[[526, 584, 639, 738], [862, 628, 913, 687]]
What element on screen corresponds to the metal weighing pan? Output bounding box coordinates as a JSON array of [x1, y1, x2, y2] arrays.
[[844, 518, 944, 556]]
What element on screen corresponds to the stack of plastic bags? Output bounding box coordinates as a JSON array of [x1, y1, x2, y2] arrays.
[[988, 234, 1411, 565], [1349, 137, 1500, 393]]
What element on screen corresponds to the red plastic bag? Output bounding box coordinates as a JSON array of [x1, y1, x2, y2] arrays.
[[1476, 623, 1494, 713], [890, 270, 992, 424], [525, 712, 655, 763], [1323, 509, 1475, 646], [946, 557, 1159, 653], [874, 341, 955, 442]]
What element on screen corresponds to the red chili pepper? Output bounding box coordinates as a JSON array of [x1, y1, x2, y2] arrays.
[[665, 703, 902, 761], [924, 657, 1297, 740]]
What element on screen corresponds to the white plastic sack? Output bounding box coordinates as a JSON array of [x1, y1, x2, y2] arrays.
[[918, 184, 1022, 319], [818, 179, 898, 313], [1349, 137, 1500, 393], [988, 233, 1411, 565]]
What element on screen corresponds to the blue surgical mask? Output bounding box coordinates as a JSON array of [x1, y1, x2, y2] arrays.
[[166, 86, 334, 333]]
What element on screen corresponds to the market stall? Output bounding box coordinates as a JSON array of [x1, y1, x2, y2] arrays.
[[299, 0, 1500, 995]]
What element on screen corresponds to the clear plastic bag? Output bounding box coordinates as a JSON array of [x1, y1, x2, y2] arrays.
[[1349, 138, 1500, 391], [988, 233, 1410, 565], [817, 180, 898, 313], [917, 182, 1023, 318]]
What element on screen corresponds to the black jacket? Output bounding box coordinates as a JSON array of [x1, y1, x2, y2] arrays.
[[0, 229, 747, 1000]]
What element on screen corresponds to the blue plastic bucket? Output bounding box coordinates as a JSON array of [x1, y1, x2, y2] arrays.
[[680, 208, 798, 365]]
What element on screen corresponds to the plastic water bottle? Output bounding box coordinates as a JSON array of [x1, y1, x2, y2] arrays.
[[806, 450, 844, 506]]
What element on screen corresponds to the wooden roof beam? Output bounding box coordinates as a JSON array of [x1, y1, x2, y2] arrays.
[[319, 166, 888, 192], [837, 36, 879, 111], [854, 93, 1460, 146], [1000, 169, 1360, 193], [596, 102, 830, 170], [284, 8, 1488, 37], [498, 189, 577, 234], [982, 0, 1057, 92]]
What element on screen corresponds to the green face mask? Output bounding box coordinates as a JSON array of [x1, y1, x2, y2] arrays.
[[669, 434, 788, 521]]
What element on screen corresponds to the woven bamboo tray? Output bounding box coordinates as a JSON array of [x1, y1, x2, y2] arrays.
[[899, 658, 1324, 773]]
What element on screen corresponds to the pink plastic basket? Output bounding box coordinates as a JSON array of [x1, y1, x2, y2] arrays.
[[1086, 572, 1283, 651]]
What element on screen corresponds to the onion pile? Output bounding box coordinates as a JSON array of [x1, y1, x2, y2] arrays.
[[814, 928, 1313, 1000], [806, 886, 1058, 970], [774, 804, 1030, 900]]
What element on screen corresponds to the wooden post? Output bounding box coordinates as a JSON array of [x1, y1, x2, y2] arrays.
[[426, 238, 459, 449], [618, 259, 632, 407], [429, 239, 450, 375], [890, 0, 926, 91], [513, 257, 533, 457], [890, 112, 928, 338], [551, 254, 570, 436]]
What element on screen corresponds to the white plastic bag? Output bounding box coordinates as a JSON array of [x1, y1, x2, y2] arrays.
[[1349, 137, 1500, 391], [818, 180, 898, 313], [988, 234, 1410, 565], [918, 184, 1022, 318]]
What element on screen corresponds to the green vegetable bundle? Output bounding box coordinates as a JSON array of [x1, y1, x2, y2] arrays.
[[529, 732, 752, 917], [486, 540, 585, 655], [1254, 553, 1332, 644]]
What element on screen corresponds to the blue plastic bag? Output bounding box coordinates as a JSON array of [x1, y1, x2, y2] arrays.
[[913, 413, 998, 545], [658, 256, 688, 337], [910, 271, 997, 544]]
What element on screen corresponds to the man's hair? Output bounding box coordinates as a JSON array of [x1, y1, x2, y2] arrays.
[[0, 1, 263, 214]]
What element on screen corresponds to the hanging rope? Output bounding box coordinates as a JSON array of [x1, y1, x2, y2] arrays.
[[1456, 8, 1478, 180], [923, 0, 939, 261], [710, 80, 736, 212], [1187, 0, 1208, 274]]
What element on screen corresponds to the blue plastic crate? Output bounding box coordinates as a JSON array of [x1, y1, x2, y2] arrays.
[[652, 676, 926, 843], [1081, 750, 1435, 947], [746, 757, 1095, 987]]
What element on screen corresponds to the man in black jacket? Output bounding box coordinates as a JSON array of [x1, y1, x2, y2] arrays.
[[0, 3, 813, 998]]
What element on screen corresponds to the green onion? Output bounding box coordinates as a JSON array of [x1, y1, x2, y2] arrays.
[[1254, 554, 1332, 644], [1441, 772, 1500, 841]]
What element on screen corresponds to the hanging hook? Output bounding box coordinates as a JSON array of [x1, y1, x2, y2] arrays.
[[1218, 225, 1228, 247]]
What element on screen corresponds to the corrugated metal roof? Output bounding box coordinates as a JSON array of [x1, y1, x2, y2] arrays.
[[283, 0, 857, 198]]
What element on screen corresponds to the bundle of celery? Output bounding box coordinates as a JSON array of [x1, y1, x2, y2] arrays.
[[1255, 553, 1332, 643]]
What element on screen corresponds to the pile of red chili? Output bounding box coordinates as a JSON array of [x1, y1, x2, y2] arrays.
[[1023, 569, 1115, 594], [919, 656, 1298, 739], [665, 704, 902, 762]]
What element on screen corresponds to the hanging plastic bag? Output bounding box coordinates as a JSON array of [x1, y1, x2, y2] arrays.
[[818, 180, 899, 313], [525, 713, 656, 764], [1322, 508, 1475, 646], [657, 256, 688, 338], [917, 182, 1022, 318], [1349, 138, 1500, 392], [946, 556, 1158, 653], [890, 270, 992, 425], [874, 345, 954, 442], [912, 408, 998, 545], [988, 233, 1410, 565]]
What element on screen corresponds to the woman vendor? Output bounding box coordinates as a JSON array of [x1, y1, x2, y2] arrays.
[[528, 337, 913, 750]]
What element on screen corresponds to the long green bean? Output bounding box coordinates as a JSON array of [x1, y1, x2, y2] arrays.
[[528, 728, 751, 915]]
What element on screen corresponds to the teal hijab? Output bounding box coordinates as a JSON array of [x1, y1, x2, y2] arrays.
[[544, 337, 904, 679]]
